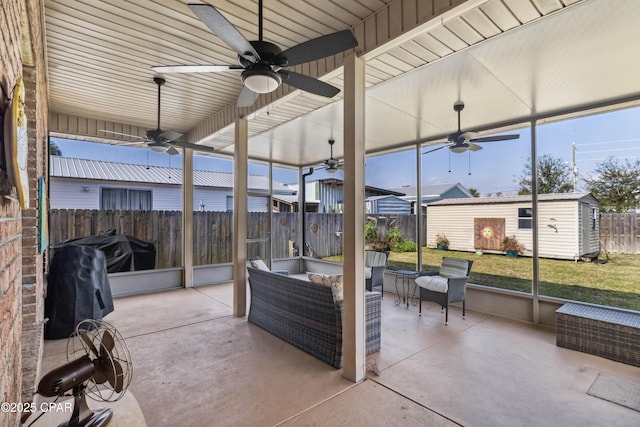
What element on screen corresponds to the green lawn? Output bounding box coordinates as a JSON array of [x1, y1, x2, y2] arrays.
[[325, 248, 640, 311]]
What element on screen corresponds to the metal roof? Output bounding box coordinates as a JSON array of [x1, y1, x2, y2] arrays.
[[50, 156, 294, 194], [390, 183, 471, 198]]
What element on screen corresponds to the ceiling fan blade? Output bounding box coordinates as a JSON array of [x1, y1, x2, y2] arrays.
[[159, 130, 183, 142], [170, 141, 215, 153], [422, 145, 447, 155], [100, 130, 146, 140], [468, 143, 483, 151], [278, 30, 358, 67], [166, 147, 180, 156], [151, 65, 242, 73], [237, 86, 260, 107], [279, 71, 340, 98], [189, 4, 260, 63], [470, 134, 520, 143]]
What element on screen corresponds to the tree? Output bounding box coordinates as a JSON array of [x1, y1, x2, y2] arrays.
[[584, 157, 640, 213], [49, 141, 62, 156], [468, 188, 480, 197], [517, 154, 573, 195]]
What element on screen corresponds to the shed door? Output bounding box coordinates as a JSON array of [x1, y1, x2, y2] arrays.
[[581, 204, 590, 256]]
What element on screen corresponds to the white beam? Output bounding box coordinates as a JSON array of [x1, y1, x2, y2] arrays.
[[233, 118, 248, 317], [182, 149, 194, 287], [342, 53, 366, 382]]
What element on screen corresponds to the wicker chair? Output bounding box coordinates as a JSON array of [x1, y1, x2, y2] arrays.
[[365, 250, 388, 296], [414, 257, 473, 324]]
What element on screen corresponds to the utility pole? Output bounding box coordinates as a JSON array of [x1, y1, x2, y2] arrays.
[[572, 142, 578, 192]]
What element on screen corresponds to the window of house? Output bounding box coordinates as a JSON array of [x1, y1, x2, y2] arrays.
[[518, 207, 532, 229], [101, 188, 151, 210]]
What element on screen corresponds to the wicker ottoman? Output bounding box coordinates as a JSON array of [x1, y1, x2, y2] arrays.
[[556, 303, 640, 367]]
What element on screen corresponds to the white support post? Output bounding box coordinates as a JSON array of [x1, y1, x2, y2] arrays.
[[182, 148, 194, 287], [233, 118, 249, 317], [342, 52, 366, 382]]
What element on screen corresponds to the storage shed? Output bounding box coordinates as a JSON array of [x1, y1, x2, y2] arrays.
[[366, 195, 412, 214], [427, 193, 600, 260]]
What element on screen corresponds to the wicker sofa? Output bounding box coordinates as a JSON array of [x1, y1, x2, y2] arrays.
[[247, 267, 381, 368]]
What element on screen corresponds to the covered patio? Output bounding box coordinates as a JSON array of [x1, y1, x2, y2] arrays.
[[3, 1, 640, 425], [39, 281, 640, 426]]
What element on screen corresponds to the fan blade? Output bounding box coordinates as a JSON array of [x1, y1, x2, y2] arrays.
[[279, 71, 340, 98], [170, 141, 215, 153], [468, 143, 483, 151], [422, 145, 447, 155], [93, 363, 108, 384], [237, 86, 260, 107], [100, 130, 146, 140], [151, 65, 242, 73], [101, 330, 115, 353], [278, 30, 358, 67], [189, 4, 260, 63], [78, 330, 99, 358], [166, 147, 180, 156], [107, 359, 125, 393], [470, 134, 520, 143], [159, 130, 183, 142]]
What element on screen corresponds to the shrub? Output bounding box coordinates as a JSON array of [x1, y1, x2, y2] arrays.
[[365, 220, 378, 243], [502, 235, 525, 253], [393, 239, 417, 252], [386, 226, 405, 248], [435, 233, 449, 248]]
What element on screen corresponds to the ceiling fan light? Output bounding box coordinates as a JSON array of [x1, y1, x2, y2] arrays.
[[450, 144, 468, 154], [242, 68, 282, 94], [326, 165, 338, 173], [149, 144, 166, 153]]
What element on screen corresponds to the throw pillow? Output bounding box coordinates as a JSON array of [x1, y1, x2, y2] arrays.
[[250, 258, 270, 271], [307, 272, 344, 301]]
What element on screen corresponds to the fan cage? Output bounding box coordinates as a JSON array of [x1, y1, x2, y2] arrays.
[[67, 319, 133, 402]]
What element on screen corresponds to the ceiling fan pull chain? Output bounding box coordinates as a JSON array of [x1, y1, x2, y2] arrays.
[[468, 151, 472, 175]]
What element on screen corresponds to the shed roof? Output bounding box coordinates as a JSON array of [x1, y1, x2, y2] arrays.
[[50, 156, 294, 194], [428, 192, 598, 206], [390, 183, 472, 199]]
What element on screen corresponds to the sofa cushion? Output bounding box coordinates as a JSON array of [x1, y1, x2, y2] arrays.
[[415, 275, 448, 293], [250, 258, 270, 271], [307, 272, 344, 301], [364, 267, 372, 279]]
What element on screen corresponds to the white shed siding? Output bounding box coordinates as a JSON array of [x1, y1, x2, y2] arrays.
[[427, 194, 599, 260]]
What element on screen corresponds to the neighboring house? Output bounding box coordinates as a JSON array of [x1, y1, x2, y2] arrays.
[[50, 157, 296, 212], [426, 193, 600, 260], [286, 178, 405, 213], [390, 183, 473, 213]]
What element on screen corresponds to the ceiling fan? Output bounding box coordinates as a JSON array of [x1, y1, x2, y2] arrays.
[[324, 138, 343, 173], [152, 1, 358, 107], [422, 101, 520, 154], [101, 77, 214, 155]]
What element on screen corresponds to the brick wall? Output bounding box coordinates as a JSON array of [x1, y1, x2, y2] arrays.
[[1, 0, 47, 425]]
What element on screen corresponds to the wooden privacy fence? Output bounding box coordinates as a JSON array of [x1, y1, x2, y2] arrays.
[[600, 213, 640, 254], [49, 210, 426, 268], [48, 210, 640, 267]]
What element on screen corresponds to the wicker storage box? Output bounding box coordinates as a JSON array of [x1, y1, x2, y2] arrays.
[[556, 303, 640, 367]]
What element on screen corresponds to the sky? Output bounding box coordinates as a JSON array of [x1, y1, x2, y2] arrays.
[[52, 105, 640, 196]]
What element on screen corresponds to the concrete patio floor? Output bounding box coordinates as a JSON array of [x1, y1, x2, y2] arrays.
[[40, 281, 640, 427]]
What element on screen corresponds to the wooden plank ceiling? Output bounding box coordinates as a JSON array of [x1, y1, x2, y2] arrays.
[[45, 0, 640, 167]]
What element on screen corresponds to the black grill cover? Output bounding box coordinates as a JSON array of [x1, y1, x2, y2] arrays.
[[52, 234, 156, 273], [45, 245, 114, 339]]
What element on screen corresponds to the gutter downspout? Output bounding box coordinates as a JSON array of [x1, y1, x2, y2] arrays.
[[301, 168, 314, 256]]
